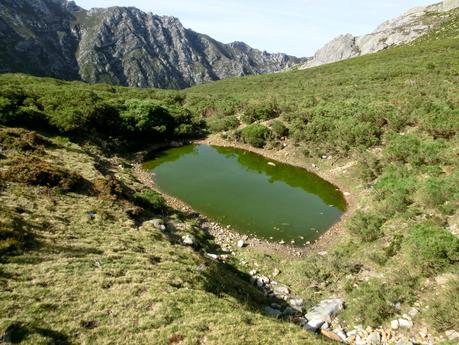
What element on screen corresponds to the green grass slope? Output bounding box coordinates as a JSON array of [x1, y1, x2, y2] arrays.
[[183, 9, 459, 330], [0, 127, 324, 344]]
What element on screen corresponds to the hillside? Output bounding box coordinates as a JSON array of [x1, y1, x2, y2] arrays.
[[0, 3, 458, 345], [300, 0, 459, 69], [0, 0, 305, 89]]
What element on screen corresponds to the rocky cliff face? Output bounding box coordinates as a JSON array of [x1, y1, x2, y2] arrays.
[[301, 0, 459, 69], [0, 0, 305, 88]]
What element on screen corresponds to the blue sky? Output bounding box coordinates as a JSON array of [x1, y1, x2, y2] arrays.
[[74, 0, 435, 56]]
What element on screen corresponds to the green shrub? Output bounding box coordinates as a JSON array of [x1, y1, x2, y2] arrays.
[[429, 281, 459, 332], [241, 101, 280, 124], [408, 223, 459, 275], [207, 116, 240, 133], [343, 276, 417, 327], [270, 120, 289, 138], [415, 174, 458, 214], [348, 210, 385, 242], [133, 190, 166, 213], [357, 153, 382, 183], [240, 124, 272, 148]]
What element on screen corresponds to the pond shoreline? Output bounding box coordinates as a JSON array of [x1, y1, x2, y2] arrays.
[[134, 135, 362, 255]]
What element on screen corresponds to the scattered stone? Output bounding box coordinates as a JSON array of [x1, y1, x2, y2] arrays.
[[445, 330, 459, 341], [320, 329, 342, 342], [395, 339, 413, 345], [398, 319, 413, 329], [237, 239, 246, 248], [256, 276, 270, 288], [141, 218, 166, 231], [321, 323, 330, 330], [272, 268, 281, 277], [367, 331, 381, 345], [288, 298, 304, 311], [205, 253, 219, 260], [273, 284, 290, 297], [318, 251, 328, 256], [334, 329, 347, 342], [86, 211, 97, 221], [249, 269, 258, 276], [408, 307, 419, 317], [264, 306, 282, 318], [344, 192, 351, 196], [182, 234, 195, 246], [391, 319, 400, 330], [304, 299, 344, 332], [346, 330, 357, 337], [196, 263, 207, 272]]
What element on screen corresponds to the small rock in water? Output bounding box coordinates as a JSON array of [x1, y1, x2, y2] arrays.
[[182, 234, 195, 246], [268, 162, 276, 167]]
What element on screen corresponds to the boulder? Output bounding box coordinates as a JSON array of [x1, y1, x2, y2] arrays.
[[264, 306, 282, 318], [141, 218, 166, 231], [182, 234, 195, 246], [272, 285, 290, 297], [398, 318, 413, 329], [304, 299, 344, 331], [367, 331, 381, 345]]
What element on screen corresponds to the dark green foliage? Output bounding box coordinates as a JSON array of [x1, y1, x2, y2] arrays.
[[357, 153, 382, 183], [133, 190, 166, 213], [408, 223, 459, 275], [429, 281, 459, 332], [270, 120, 289, 138], [347, 210, 385, 242], [0, 76, 205, 146], [343, 275, 418, 326], [241, 101, 280, 124], [207, 115, 240, 133], [240, 124, 272, 148]]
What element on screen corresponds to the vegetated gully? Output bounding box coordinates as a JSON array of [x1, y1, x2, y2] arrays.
[[142, 141, 351, 250]]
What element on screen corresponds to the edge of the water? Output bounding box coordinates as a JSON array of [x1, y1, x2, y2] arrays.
[[135, 135, 364, 255]]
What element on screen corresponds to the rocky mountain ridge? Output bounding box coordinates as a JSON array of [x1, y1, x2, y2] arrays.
[[0, 0, 305, 89], [301, 0, 459, 69]]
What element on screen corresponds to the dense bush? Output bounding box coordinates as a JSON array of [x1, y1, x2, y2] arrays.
[[343, 275, 417, 326], [133, 190, 166, 213], [408, 223, 459, 275], [347, 210, 386, 242], [241, 101, 280, 124], [270, 120, 289, 138], [240, 124, 272, 148], [207, 115, 240, 133]]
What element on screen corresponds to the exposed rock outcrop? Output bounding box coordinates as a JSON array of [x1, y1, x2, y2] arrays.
[[0, 0, 306, 88], [301, 0, 459, 69]]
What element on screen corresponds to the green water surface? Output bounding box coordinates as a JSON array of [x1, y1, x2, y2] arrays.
[[144, 144, 346, 244]]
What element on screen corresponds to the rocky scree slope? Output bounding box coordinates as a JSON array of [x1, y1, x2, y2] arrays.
[[301, 0, 459, 69], [0, 0, 305, 89]]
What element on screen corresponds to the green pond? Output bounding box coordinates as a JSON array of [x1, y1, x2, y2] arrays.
[[144, 144, 347, 245]]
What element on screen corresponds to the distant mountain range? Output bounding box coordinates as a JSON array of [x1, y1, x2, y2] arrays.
[[0, 0, 306, 89], [1, 0, 458, 89]]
